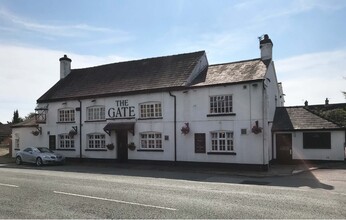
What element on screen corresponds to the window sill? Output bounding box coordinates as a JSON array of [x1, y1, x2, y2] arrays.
[[56, 121, 76, 124], [55, 149, 76, 151], [85, 120, 106, 123], [207, 152, 236, 155], [207, 113, 236, 117], [85, 149, 107, 151], [138, 117, 163, 120], [137, 149, 164, 152]]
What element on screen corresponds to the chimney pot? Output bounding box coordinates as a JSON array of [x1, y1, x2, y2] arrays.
[[304, 100, 308, 107], [325, 98, 329, 105]]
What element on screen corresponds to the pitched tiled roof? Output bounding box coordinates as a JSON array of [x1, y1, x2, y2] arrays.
[[11, 117, 37, 128], [272, 106, 344, 131], [37, 51, 206, 103], [191, 59, 267, 87]]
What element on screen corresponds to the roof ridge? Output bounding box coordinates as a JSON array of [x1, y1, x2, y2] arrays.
[[209, 58, 261, 67], [72, 50, 206, 71]]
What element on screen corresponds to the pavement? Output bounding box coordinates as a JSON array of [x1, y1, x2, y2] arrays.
[[1, 151, 345, 177]]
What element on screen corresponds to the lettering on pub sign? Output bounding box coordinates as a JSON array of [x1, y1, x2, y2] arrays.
[[108, 100, 135, 119]]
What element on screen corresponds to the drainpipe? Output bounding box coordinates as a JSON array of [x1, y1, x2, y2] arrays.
[[78, 100, 82, 159], [262, 81, 266, 169], [169, 91, 177, 162]]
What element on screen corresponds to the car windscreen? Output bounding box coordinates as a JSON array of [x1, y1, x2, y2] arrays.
[[37, 147, 53, 153]]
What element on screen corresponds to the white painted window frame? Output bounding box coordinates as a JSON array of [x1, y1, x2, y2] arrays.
[[86, 106, 105, 121], [58, 108, 75, 122], [210, 131, 234, 152], [87, 133, 106, 149], [140, 132, 162, 149], [209, 95, 233, 114], [58, 134, 75, 149], [139, 102, 162, 119]]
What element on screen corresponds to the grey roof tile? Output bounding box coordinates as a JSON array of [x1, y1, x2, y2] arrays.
[[272, 106, 344, 131]]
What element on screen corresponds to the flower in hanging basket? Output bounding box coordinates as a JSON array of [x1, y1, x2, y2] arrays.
[[31, 130, 40, 136], [181, 122, 190, 135], [69, 130, 77, 138], [128, 142, 136, 151], [106, 143, 115, 150], [251, 121, 262, 134]]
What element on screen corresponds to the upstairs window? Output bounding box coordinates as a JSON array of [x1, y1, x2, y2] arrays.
[[139, 102, 162, 119], [87, 133, 106, 149], [140, 132, 162, 149], [87, 106, 105, 121], [58, 108, 75, 122], [209, 95, 233, 114], [211, 131, 234, 152]]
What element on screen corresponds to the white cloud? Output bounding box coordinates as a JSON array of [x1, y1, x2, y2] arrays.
[[0, 44, 131, 123], [276, 50, 346, 106], [0, 7, 131, 40]]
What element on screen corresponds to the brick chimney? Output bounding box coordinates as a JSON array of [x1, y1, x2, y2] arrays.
[[259, 34, 273, 61], [59, 55, 72, 79]]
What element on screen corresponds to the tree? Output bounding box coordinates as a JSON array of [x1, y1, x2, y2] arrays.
[[11, 110, 24, 124], [25, 112, 36, 120]]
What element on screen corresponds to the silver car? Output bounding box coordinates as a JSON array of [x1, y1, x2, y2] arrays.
[[15, 147, 65, 166]]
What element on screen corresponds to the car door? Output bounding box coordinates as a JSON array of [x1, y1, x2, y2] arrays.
[[21, 147, 33, 163]]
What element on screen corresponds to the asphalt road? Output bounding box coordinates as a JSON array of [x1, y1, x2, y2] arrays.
[[0, 163, 345, 219]]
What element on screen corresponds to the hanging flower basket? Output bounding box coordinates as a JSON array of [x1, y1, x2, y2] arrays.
[[31, 130, 40, 136], [251, 121, 262, 134], [69, 130, 77, 138], [106, 143, 114, 150], [128, 142, 136, 151], [181, 123, 190, 135]]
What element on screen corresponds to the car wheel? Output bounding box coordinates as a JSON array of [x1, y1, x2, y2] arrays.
[[15, 156, 22, 165], [36, 157, 43, 166]]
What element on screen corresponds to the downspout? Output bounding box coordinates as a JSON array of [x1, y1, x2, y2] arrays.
[[169, 91, 177, 162], [78, 100, 82, 159], [262, 80, 266, 168]]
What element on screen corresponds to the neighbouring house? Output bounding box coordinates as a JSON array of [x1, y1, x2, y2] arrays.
[[12, 34, 287, 168], [0, 123, 11, 147], [272, 101, 346, 163]]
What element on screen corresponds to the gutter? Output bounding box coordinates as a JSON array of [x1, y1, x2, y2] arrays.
[[169, 91, 177, 162]]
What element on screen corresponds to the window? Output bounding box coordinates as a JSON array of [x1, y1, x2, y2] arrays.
[[303, 132, 331, 149], [58, 134, 75, 149], [14, 134, 19, 149], [140, 132, 162, 149], [87, 134, 106, 149], [139, 102, 162, 119], [87, 106, 105, 121], [58, 108, 75, 122], [211, 131, 234, 152], [209, 95, 233, 114]]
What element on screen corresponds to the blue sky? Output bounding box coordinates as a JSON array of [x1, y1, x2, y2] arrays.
[[0, 0, 345, 123]]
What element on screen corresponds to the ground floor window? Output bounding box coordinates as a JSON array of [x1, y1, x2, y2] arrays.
[[14, 136, 19, 149], [87, 133, 106, 149], [303, 132, 331, 149], [58, 134, 75, 149], [140, 132, 162, 149], [211, 131, 234, 152]]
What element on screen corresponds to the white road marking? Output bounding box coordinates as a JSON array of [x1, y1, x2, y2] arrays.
[[53, 191, 177, 211], [0, 183, 19, 188]]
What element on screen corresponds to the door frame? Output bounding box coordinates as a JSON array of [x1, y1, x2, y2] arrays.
[[275, 133, 292, 163], [116, 130, 128, 162]]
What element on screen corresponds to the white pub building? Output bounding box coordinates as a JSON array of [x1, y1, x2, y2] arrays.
[[13, 35, 285, 168]]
